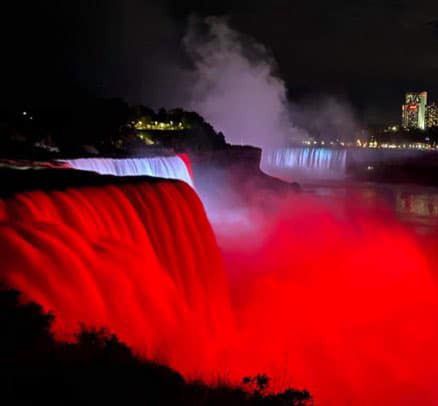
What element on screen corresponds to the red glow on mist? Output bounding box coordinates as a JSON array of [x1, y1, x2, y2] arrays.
[[1, 181, 438, 405], [218, 196, 438, 404]]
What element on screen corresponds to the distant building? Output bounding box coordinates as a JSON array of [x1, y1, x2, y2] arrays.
[[426, 103, 438, 128], [402, 91, 428, 130]]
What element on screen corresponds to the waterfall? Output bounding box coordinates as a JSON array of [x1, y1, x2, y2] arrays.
[[62, 156, 194, 187], [0, 178, 231, 378], [261, 147, 347, 179], [1, 170, 437, 403]]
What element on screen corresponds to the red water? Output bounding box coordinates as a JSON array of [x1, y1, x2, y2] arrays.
[[0, 180, 233, 377], [218, 196, 438, 404], [1, 178, 438, 405], [177, 153, 194, 181]]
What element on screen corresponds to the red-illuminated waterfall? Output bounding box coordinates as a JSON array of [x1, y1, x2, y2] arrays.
[[1, 175, 438, 405], [0, 179, 233, 377]]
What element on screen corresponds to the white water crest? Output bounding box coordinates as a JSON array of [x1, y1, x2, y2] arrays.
[[261, 147, 347, 180], [63, 156, 193, 187]]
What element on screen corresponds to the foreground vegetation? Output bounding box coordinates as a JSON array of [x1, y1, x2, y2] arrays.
[[0, 289, 311, 405]]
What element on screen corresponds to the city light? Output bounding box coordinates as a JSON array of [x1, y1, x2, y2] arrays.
[[134, 119, 187, 131]]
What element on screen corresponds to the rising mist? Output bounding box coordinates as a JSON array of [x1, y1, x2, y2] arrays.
[[183, 17, 305, 148]]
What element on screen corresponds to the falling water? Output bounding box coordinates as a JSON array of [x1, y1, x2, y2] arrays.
[[261, 147, 347, 179], [0, 178, 230, 378], [63, 156, 194, 187], [1, 172, 438, 404]]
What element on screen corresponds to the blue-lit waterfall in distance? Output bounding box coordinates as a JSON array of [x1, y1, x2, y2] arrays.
[[63, 156, 194, 187], [261, 147, 347, 179]]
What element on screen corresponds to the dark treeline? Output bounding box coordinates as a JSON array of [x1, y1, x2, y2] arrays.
[[0, 94, 227, 160], [0, 288, 312, 406]]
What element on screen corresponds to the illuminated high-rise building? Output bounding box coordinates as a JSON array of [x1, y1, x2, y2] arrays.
[[426, 103, 438, 128], [402, 91, 428, 130]]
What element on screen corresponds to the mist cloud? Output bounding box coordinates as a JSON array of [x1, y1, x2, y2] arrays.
[[115, 8, 363, 148], [290, 96, 363, 142], [182, 17, 305, 148]]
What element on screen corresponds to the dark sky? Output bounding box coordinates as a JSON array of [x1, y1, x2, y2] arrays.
[[1, 0, 438, 125]]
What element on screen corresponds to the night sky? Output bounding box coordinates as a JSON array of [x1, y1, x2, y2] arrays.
[[1, 0, 438, 125]]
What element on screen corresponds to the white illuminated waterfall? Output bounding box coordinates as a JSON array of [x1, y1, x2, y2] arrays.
[[63, 156, 194, 187], [261, 147, 347, 179]]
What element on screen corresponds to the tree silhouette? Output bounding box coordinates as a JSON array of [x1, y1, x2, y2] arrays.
[[0, 287, 312, 406]]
